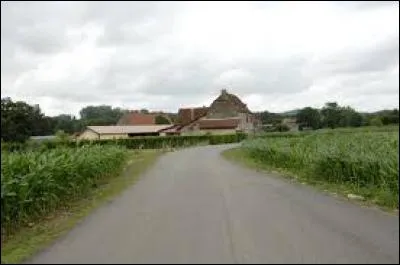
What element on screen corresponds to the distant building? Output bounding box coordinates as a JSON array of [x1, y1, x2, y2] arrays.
[[117, 111, 172, 125], [170, 89, 261, 135], [77, 125, 173, 140]]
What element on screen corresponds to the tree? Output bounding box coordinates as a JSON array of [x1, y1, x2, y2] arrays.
[[321, 102, 342, 129], [155, 115, 171, 125], [79, 105, 125, 126], [338, 106, 363, 127], [255, 111, 283, 125], [296, 107, 321, 130], [1, 98, 45, 142]]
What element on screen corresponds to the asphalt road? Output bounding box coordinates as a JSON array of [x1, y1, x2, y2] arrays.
[[27, 144, 399, 264]]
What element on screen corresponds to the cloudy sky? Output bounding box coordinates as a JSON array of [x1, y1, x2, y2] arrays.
[[1, 1, 399, 117]]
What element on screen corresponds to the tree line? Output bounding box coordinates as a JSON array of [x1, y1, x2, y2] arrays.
[[256, 102, 399, 131], [2, 97, 398, 143], [1, 97, 174, 143]]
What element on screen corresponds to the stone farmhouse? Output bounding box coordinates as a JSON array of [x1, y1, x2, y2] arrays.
[[78, 89, 260, 140], [164, 89, 261, 135]]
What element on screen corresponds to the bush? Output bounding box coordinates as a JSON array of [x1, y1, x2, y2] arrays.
[[2, 133, 249, 152]]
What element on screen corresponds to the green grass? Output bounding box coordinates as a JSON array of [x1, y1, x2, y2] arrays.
[[1, 149, 162, 264], [222, 130, 399, 212]]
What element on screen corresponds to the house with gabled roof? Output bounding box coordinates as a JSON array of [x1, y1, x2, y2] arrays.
[[170, 89, 261, 135]]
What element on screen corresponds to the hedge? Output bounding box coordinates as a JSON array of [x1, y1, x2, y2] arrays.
[[1, 133, 248, 152]]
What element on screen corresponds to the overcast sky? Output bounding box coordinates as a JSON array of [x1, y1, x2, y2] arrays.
[[1, 1, 399, 117]]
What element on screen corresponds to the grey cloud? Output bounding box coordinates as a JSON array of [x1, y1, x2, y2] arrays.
[[310, 37, 399, 77], [1, 1, 398, 116], [1, 2, 84, 55]]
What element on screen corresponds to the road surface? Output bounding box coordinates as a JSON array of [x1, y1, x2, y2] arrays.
[[27, 145, 399, 264]]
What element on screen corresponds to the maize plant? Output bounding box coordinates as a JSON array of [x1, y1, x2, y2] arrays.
[[242, 131, 399, 208], [1, 145, 128, 237]]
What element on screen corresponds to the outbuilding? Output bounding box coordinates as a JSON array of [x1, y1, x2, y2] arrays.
[[78, 125, 173, 140]]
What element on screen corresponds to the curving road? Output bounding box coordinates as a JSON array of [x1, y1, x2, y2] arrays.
[[27, 145, 399, 264]]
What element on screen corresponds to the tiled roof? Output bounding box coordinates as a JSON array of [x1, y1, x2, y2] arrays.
[[117, 112, 155, 125], [177, 107, 208, 125], [198, 118, 241, 129], [87, 125, 172, 134]]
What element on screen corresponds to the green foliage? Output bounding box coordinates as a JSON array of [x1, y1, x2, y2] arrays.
[[1, 98, 46, 142], [54, 130, 70, 144], [242, 131, 399, 208], [1, 133, 248, 153], [1, 145, 128, 236], [255, 111, 283, 125], [155, 115, 171, 125], [275, 124, 290, 132], [209, 133, 247, 145], [321, 102, 342, 129], [296, 107, 321, 130], [370, 117, 384, 127]]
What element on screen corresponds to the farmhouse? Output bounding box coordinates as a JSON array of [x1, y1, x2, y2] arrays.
[[77, 125, 172, 140], [172, 89, 261, 135]]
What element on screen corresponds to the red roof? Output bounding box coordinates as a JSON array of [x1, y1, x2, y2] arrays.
[[177, 107, 208, 125], [117, 112, 155, 125], [198, 118, 241, 129]]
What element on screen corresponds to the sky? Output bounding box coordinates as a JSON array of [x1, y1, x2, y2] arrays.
[[1, 1, 399, 117]]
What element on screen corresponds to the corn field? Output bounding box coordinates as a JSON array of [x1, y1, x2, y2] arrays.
[[242, 131, 399, 208], [1, 145, 128, 237]]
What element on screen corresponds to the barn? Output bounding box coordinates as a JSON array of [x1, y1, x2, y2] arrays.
[[77, 125, 173, 140]]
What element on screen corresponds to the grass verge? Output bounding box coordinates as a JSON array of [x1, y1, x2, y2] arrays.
[[1, 149, 163, 264], [222, 147, 399, 214]]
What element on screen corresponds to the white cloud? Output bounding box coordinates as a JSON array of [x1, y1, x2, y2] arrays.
[[1, 1, 398, 117]]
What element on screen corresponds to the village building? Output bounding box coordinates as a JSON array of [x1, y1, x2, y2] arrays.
[[77, 125, 172, 140], [170, 89, 261, 135], [117, 111, 172, 125], [77, 89, 260, 139]]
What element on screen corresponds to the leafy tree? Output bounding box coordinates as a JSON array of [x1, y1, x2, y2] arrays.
[[255, 111, 283, 125], [155, 115, 171, 124], [296, 107, 321, 130], [79, 105, 125, 125], [338, 106, 363, 127], [321, 102, 342, 129], [1, 98, 45, 142]]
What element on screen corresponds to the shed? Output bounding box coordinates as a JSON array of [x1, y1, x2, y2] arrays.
[[78, 125, 173, 140]]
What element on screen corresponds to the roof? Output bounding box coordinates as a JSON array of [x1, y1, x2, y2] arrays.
[[117, 112, 156, 125], [87, 125, 172, 134], [198, 118, 241, 129], [30, 135, 56, 140], [210, 90, 251, 114], [177, 107, 208, 125], [159, 124, 181, 133]]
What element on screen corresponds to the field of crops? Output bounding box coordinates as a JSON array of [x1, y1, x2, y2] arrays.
[[1, 145, 128, 237], [242, 131, 399, 208]]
